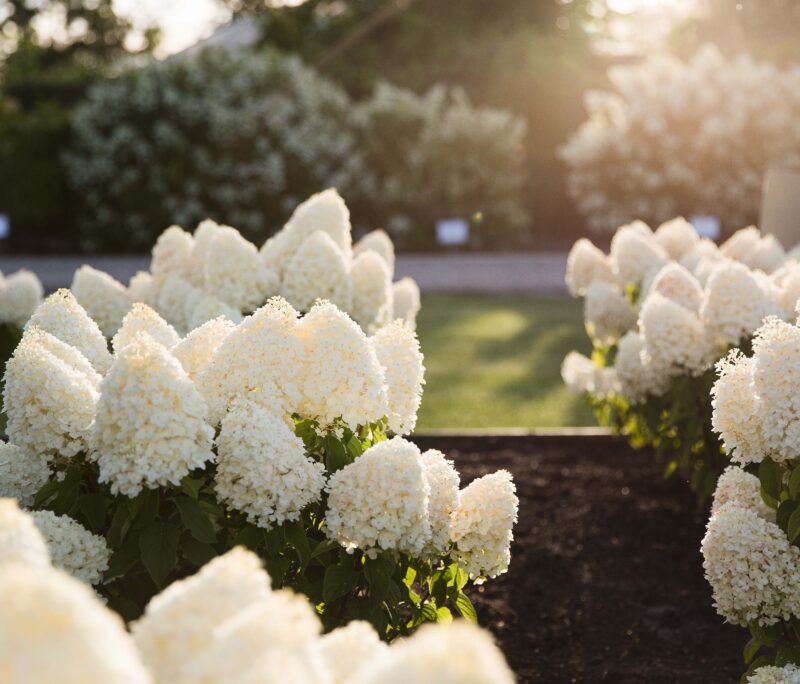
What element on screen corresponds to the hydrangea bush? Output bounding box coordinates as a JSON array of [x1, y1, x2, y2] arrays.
[[0, 503, 516, 684], [0, 278, 517, 638], [562, 218, 800, 502], [63, 189, 420, 337], [561, 46, 800, 233], [702, 315, 800, 681]]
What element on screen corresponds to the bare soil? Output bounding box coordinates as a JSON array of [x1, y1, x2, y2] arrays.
[[411, 435, 745, 684]]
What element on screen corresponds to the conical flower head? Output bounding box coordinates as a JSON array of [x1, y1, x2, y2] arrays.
[[0, 270, 44, 327], [197, 297, 304, 426], [371, 320, 424, 434], [0, 498, 50, 569], [654, 217, 698, 260], [0, 442, 51, 508], [583, 281, 636, 344], [645, 262, 703, 312], [4, 328, 99, 458], [91, 333, 214, 497], [112, 302, 181, 353], [296, 301, 388, 427], [261, 188, 352, 275], [354, 228, 395, 276], [281, 230, 353, 313], [350, 249, 392, 332], [0, 562, 150, 684], [70, 265, 131, 337], [392, 277, 421, 329], [25, 289, 112, 373], [420, 449, 459, 554], [565, 237, 615, 296], [151, 224, 195, 279], [172, 316, 236, 381]]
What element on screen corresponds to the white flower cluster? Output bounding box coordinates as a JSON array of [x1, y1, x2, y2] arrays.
[[0, 498, 50, 569], [561, 45, 800, 232], [0, 442, 51, 507], [29, 510, 110, 586], [748, 664, 800, 684], [565, 220, 799, 405], [0, 269, 44, 328], [710, 467, 772, 520], [326, 438, 517, 574], [711, 317, 800, 465]]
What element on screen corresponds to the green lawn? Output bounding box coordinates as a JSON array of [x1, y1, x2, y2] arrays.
[[415, 294, 596, 429]]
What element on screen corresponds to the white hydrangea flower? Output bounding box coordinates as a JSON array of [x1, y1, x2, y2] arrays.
[[751, 317, 800, 461], [132, 547, 272, 684], [0, 270, 44, 327], [654, 217, 698, 260], [772, 263, 800, 318], [201, 222, 280, 312], [4, 328, 99, 458], [350, 250, 393, 332], [392, 277, 421, 330], [30, 510, 110, 586], [0, 443, 51, 508], [583, 281, 636, 344], [154, 273, 198, 334], [326, 437, 431, 556], [198, 298, 303, 426], [183, 290, 243, 332], [296, 301, 388, 428], [746, 234, 786, 274], [720, 226, 762, 262], [747, 664, 800, 684], [172, 317, 235, 380], [371, 321, 424, 435], [701, 260, 780, 346], [680, 237, 721, 274], [111, 302, 181, 353], [609, 221, 668, 286], [0, 563, 151, 684], [91, 333, 214, 497], [639, 292, 713, 376], [128, 270, 156, 305], [151, 224, 195, 280], [261, 188, 353, 276], [0, 498, 50, 569], [702, 503, 800, 626], [353, 621, 514, 684], [561, 351, 596, 395], [420, 449, 459, 554], [646, 262, 703, 312], [711, 466, 773, 520], [180, 589, 326, 684], [318, 621, 388, 684], [565, 237, 615, 296], [354, 229, 395, 277], [281, 230, 353, 313], [25, 289, 112, 374], [451, 470, 518, 581], [711, 350, 766, 465], [216, 398, 326, 529], [70, 265, 131, 337]]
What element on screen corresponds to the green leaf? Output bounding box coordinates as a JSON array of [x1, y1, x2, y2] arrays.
[[790, 467, 800, 499], [174, 496, 216, 544], [759, 458, 784, 501], [284, 521, 311, 567], [52, 468, 81, 515], [182, 538, 217, 567], [323, 562, 358, 603], [106, 596, 141, 622], [776, 642, 800, 667], [180, 476, 203, 500], [105, 532, 141, 581], [139, 521, 179, 588], [749, 621, 783, 647], [455, 591, 478, 623], [345, 433, 364, 459], [33, 480, 61, 508], [365, 554, 394, 599], [455, 567, 469, 591], [309, 538, 340, 562], [788, 507, 800, 543], [743, 638, 762, 665], [436, 606, 453, 624], [130, 489, 160, 530], [233, 525, 264, 551], [324, 435, 350, 473], [107, 505, 132, 548], [78, 493, 109, 532], [420, 602, 438, 622], [778, 500, 798, 533]]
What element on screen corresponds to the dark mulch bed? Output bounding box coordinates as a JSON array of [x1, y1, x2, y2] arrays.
[[411, 435, 745, 684]]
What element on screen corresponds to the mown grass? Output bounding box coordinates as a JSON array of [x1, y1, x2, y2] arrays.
[[415, 294, 595, 429]]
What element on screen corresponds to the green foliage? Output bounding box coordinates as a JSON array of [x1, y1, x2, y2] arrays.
[[588, 347, 727, 505], [30, 417, 480, 638]]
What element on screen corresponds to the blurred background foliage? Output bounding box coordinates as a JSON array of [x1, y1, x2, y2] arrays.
[[2, 0, 800, 252]]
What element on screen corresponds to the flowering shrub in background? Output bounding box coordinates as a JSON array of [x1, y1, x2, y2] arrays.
[[0, 508, 516, 684], [0, 282, 517, 636], [561, 46, 800, 233], [54, 190, 419, 336], [64, 48, 528, 252], [702, 315, 800, 680], [561, 218, 800, 502]]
